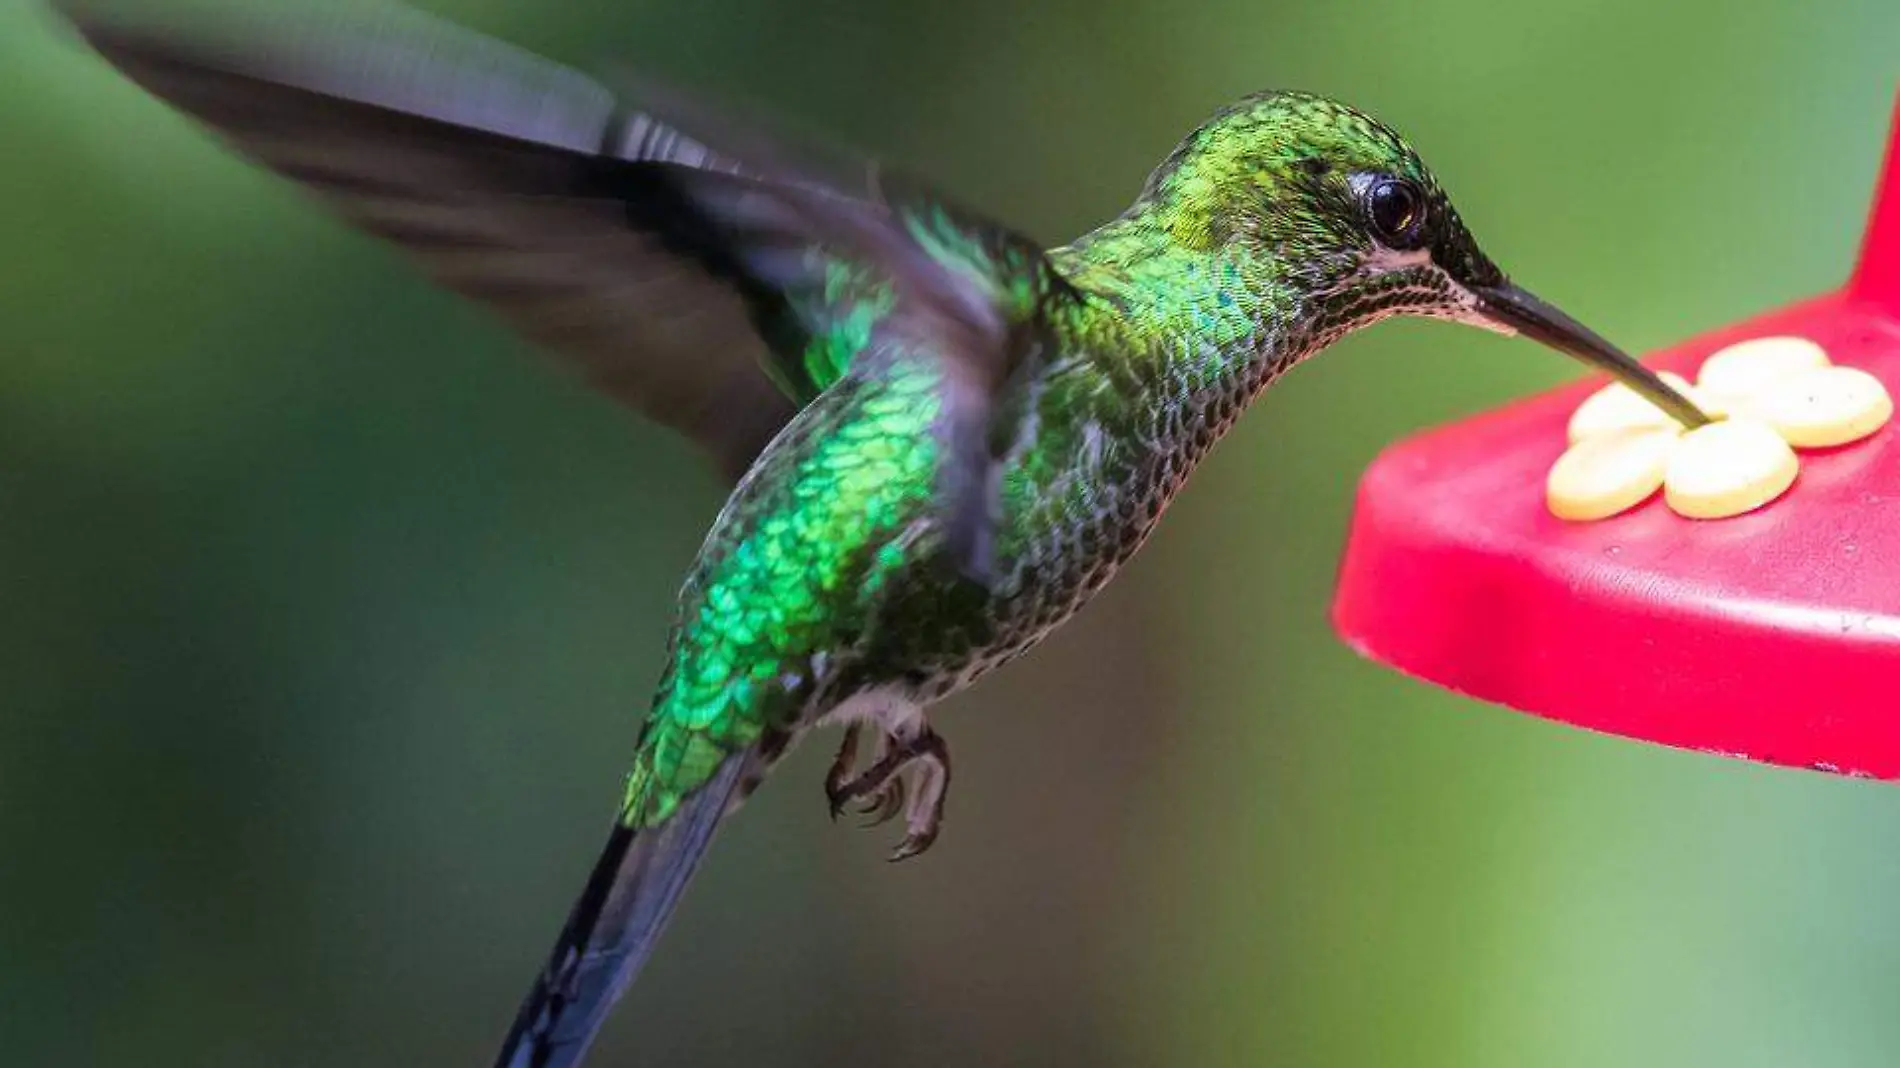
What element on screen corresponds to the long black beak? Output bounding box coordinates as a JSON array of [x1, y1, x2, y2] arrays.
[[1472, 281, 1710, 429]]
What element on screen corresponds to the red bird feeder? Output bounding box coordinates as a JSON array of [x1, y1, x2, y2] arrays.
[[1333, 93, 1900, 779]]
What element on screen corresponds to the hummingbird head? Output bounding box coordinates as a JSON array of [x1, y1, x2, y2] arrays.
[[1140, 91, 1705, 425]]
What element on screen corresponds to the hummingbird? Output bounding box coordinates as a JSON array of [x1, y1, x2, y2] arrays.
[[58, 2, 1709, 1066]]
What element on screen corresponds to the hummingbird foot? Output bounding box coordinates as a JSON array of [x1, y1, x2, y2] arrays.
[[860, 777, 906, 828], [885, 727, 948, 862], [824, 726, 908, 825], [822, 725, 951, 861], [823, 725, 864, 822]]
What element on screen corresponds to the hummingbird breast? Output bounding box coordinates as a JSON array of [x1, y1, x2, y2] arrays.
[[868, 326, 1288, 704]]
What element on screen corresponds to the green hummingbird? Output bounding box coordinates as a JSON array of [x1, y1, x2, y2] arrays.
[[60, 2, 1708, 1066]]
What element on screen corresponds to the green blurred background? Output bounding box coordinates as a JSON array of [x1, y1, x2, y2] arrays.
[[4, 0, 1899, 1065]]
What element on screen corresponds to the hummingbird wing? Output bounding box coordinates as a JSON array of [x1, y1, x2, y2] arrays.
[[56, 0, 1064, 516]]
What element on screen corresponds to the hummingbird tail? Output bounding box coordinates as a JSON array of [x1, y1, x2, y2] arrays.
[[492, 755, 748, 1068]]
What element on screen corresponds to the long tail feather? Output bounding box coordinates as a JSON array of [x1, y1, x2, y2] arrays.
[[493, 755, 747, 1068]]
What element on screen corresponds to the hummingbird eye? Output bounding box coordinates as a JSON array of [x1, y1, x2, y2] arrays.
[[1364, 177, 1427, 250]]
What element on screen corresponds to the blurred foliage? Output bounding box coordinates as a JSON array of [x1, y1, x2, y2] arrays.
[[3, 0, 1899, 1065]]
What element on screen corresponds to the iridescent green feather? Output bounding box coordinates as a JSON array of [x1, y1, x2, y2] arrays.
[[621, 358, 946, 828]]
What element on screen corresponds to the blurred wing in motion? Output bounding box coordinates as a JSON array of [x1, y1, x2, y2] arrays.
[[57, 0, 1065, 514]]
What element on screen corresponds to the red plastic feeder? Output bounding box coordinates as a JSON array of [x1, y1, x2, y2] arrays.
[[1333, 94, 1900, 779]]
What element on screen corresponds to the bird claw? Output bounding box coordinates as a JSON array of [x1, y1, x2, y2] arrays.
[[857, 779, 905, 827], [819, 723, 951, 859], [823, 725, 863, 821], [887, 826, 938, 863]]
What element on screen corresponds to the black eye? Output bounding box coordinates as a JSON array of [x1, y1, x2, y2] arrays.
[[1364, 178, 1426, 249]]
